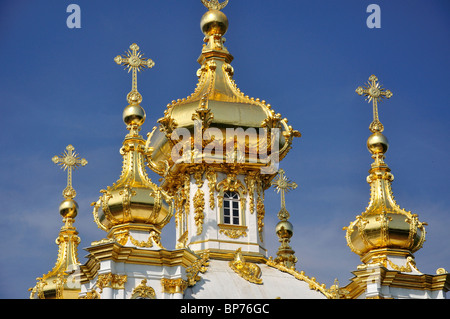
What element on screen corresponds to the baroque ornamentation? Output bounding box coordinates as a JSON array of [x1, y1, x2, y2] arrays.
[[52, 144, 88, 199], [205, 167, 217, 209], [216, 173, 247, 208], [193, 189, 205, 235], [229, 248, 262, 284], [218, 224, 248, 239], [161, 278, 188, 294], [131, 279, 156, 299], [266, 258, 333, 298], [186, 252, 210, 286], [97, 273, 128, 291], [355, 75, 393, 133]]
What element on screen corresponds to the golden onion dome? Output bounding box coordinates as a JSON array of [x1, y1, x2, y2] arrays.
[[91, 134, 173, 233], [344, 133, 427, 261], [146, 2, 300, 185], [91, 43, 173, 240], [345, 75, 427, 263]]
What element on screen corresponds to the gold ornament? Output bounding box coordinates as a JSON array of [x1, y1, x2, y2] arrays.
[[356, 75, 393, 133], [52, 144, 87, 200]]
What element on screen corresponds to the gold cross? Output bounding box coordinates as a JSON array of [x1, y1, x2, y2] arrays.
[[356, 75, 393, 133], [114, 43, 155, 105], [201, 0, 229, 11], [271, 169, 297, 221], [52, 145, 87, 199]]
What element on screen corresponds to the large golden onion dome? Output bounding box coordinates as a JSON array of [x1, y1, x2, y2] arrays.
[[344, 75, 427, 265], [145, 1, 300, 188], [91, 44, 173, 244]]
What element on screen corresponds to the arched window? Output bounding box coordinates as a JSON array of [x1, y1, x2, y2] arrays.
[[223, 191, 240, 225]]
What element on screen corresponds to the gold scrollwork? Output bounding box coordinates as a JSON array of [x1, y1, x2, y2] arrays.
[[131, 279, 156, 299], [193, 189, 205, 235], [97, 273, 127, 291], [218, 224, 248, 239]]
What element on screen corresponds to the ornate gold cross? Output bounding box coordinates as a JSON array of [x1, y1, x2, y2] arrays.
[[271, 169, 297, 221], [52, 145, 87, 199], [114, 43, 155, 105], [356, 75, 393, 133], [201, 0, 229, 11]]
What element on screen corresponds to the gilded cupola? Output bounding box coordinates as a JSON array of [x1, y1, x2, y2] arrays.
[[145, 0, 300, 190], [344, 75, 427, 267], [91, 44, 173, 247]]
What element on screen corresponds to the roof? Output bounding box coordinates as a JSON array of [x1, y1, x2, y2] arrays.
[[185, 259, 329, 299]]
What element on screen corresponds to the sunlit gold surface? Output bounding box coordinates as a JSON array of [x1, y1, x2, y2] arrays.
[[29, 145, 86, 299], [146, 5, 300, 191], [270, 169, 298, 269], [91, 44, 172, 238], [344, 75, 426, 262]]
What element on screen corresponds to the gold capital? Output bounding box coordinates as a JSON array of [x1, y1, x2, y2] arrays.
[[52, 145, 87, 199], [356, 75, 393, 133]]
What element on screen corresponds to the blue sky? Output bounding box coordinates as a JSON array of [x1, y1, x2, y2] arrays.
[[0, 0, 449, 299]]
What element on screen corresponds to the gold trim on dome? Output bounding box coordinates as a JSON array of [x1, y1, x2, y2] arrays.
[[266, 258, 333, 299]]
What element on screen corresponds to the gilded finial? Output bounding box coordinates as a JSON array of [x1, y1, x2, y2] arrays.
[[271, 169, 298, 269], [52, 145, 87, 200], [356, 75, 393, 133], [271, 168, 298, 221], [201, 0, 229, 11], [114, 43, 155, 106]]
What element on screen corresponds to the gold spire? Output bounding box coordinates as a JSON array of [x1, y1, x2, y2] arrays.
[[91, 44, 172, 245], [270, 169, 298, 269], [30, 145, 86, 299], [344, 75, 426, 268]]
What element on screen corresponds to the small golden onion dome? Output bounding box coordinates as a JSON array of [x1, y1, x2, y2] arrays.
[[59, 198, 79, 219], [201, 9, 228, 36], [92, 134, 173, 234], [344, 133, 427, 261]]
